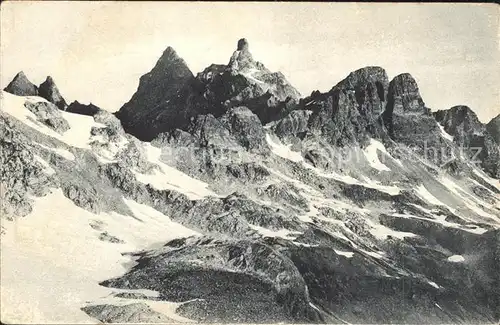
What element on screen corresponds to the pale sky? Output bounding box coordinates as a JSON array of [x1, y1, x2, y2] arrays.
[[1, 2, 499, 122]]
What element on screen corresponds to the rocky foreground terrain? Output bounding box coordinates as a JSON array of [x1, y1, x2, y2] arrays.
[[1, 39, 499, 324]]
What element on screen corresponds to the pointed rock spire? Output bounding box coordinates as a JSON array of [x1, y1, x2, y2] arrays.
[[116, 46, 195, 141], [386, 73, 426, 115], [486, 114, 500, 145], [382, 73, 434, 141], [3, 71, 38, 96], [38, 76, 67, 110]]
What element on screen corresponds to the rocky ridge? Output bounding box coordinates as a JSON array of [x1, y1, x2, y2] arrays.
[[116, 39, 301, 141]]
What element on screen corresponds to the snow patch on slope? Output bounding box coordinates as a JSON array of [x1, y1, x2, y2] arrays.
[[266, 134, 303, 162], [334, 250, 355, 258], [35, 142, 75, 161], [0, 189, 199, 324], [363, 139, 391, 171], [440, 176, 498, 221], [134, 144, 217, 199], [1, 91, 106, 149], [33, 155, 56, 175], [60, 111, 106, 149], [473, 169, 500, 191], [366, 218, 417, 240], [248, 224, 301, 240], [447, 255, 465, 262], [416, 185, 443, 206]]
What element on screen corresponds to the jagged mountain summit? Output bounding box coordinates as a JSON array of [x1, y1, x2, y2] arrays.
[[434, 106, 500, 178], [1, 39, 500, 324], [3, 71, 38, 96], [38, 76, 68, 110], [116, 39, 301, 141]]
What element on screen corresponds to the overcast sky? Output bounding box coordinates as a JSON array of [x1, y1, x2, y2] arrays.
[[1, 2, 499, 121]]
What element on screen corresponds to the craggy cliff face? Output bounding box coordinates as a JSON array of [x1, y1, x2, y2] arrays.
[[1, 39, 500, 324]]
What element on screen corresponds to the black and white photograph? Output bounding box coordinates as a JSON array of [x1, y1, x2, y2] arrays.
[[1, 2, 499, 324]]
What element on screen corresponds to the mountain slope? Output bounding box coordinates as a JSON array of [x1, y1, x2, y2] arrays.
[[1, 42, 500, 324]]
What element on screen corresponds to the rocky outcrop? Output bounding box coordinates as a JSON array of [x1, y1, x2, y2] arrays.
[[382, 73, 456, 167], [434, 106, 500, 178], [272, 109, 312, 141], [82, 303, 176, 323], [194, 65, 300, 125], [486, 114, 500, 145], [227, 38, 255, 72], [24, 101, 70, 134], [65, 100, 101, 116], [62, 184, 102, 214], [3, 71, 38, 96], [0, 116, 55, 218], [38, 76, 67, 110]]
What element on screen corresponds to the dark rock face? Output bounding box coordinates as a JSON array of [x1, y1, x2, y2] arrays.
[[3, 71, 38, 96], [228, 38, 255, 72], [220, 106, 269, 152], [273, 109, 312, 141], [434, 106, 500, 178], [382, 73, 455, 166], [116, 47, 196, 141], [486, 114, 500, 145], [38, 76, 67, 110], [383, 73, 429, 137], [116, 40, 301, 141], [66, 100, 102, 116], [299, 67, 389, 147], [237, 38, 249, 51], [62, 184, 102, 214]]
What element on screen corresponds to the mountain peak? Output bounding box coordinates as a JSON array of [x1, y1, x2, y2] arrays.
[[159, 46, 180, 61], [38, 75, 67, 110], [386, 73, 426, 115], [4, 71, 38, 96]]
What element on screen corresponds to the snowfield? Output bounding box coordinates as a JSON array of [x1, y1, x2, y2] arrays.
[[0, 190, 198, 324], [1, 91, 106, 149]]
